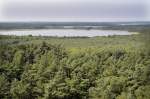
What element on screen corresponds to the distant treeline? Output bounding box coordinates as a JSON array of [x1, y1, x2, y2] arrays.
[[0, 22, 150, 31]]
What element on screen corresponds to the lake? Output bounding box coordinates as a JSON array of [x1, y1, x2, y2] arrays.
[[0, 29, 132, 37]]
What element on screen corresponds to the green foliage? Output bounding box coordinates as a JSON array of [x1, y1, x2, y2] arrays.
[[0, 75, 10, 98], [0, 35, 150, 99]]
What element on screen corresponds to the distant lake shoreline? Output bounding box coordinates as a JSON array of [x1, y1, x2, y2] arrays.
[[0, 29, 136, 37]]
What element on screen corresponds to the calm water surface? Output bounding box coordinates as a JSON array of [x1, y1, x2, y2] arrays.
[[0, 29, 132, 37]]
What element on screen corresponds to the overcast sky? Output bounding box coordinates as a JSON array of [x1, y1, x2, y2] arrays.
[[0, 0, 150, 22]]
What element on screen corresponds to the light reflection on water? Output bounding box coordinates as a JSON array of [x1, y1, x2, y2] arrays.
[[0, 29, 131, 37]]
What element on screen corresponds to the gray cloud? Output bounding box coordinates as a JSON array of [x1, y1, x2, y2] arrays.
[[3, 3, 146, 17], [1, 0, 149, 21]]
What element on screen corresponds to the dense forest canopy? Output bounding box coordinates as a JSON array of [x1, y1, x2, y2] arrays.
[[0, 32, 150, 99]]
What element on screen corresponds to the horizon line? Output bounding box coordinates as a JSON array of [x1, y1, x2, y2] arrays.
[[0, 21, 150, 23]]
